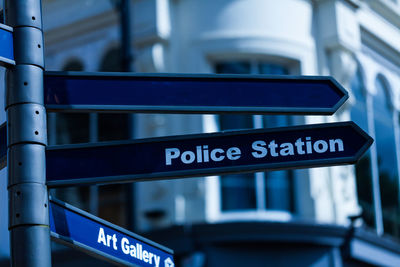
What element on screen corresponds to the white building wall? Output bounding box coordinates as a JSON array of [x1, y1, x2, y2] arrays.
[[39, 0, 400, 233]]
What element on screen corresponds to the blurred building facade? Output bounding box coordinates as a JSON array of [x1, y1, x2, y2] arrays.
[[2, 0, 400, 266]]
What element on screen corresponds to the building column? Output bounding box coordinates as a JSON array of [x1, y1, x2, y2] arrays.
[[314, 0, 362, 225]]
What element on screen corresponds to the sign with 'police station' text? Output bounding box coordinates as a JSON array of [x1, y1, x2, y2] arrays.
[[46, 121, 372, 187], [49, 198, 175, 267]]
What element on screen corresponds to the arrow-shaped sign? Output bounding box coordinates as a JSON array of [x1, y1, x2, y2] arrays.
[[0, 24, 15, 67], [44, 72, 348, 115], [49, 198, 175, 267], [46, 122, 372, 187]]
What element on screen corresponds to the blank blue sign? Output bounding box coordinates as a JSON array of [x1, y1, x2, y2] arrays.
[[0, 24, 15, 66], [46, 122, 372, 187], [44, 72, 348, 115], [49, 198, 175, 267]]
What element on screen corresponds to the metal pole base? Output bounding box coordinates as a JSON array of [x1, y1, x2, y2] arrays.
[[10, 225, 51, 267]]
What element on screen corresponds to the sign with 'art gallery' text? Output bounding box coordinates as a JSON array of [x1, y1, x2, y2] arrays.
[[49, 198, 175, 267]]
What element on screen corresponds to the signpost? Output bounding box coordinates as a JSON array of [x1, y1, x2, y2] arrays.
[[4, 1, 51, 266], [46, 121, 372, 187], [0, 23, 15, 66], [0, 71, 350, 170], [44, 71, 348, 115], [1, 1, 375, 266], [49, 198, 175, 267]]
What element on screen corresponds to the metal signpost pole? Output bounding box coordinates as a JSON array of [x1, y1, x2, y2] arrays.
[[5, 0, 51, 266]]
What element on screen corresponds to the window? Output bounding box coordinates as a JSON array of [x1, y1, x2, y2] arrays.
[[48, 59, 93, 214], [215, 61, 294, 213], [99, 47, 124, 72], [49, 59, 89, 146], [262, 115, 293, 211], [351, 67, 400, 238], [97, 47, 130, 142], [219, 114, 256, 211], [48, 48, 135, 228], [350, 68, 375, 228], [96, 47, 133, 228], [62, 60, 84, 72], [373, 76, 400, 236]]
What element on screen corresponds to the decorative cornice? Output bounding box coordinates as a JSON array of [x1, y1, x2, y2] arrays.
[[44, 10, 118, 46], [313, 0, 360, 9], [364, 0, 400, 29]]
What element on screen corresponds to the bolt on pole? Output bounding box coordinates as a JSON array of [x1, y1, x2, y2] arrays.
[[5, 0, 51, 266]]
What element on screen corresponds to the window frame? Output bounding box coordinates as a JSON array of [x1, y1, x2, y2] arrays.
[[372, 74, 400, 236], [351, 52, 400, 237], [49, 48, 135, 228], [205, 58, 299, 222]]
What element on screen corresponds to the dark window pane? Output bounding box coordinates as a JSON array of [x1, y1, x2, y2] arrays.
[[351, 70, 368, 130], [221, 174, 257, 211], [97, 48, 130, 227], [216, 61, 256, 211], [374, 76, 400, 237], [51, 60, 89, 145], [350, 69, 374, 228], [219, 114, 253, 131], [98, 48, 130, 142], [63, 60, 84, 71], [50, 61, 89, 210], [263, 115, 291, 128], [98, 184, 127, 227], [55, 113, 90, 144], [258, 63, 289, 75], [263, 115, 293, 211], [260, 62, 292, 212], [98, 113, 131, 142], [215, 62, 251, 74], [99, 47, 123, 72], [265, 171, 292, 210], [356, 156, 375, 226], [219, 114, 256, 210], [50, 186, 91, 212]]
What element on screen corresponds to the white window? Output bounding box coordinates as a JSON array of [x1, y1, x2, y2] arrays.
[[206, 60, 300, 221]]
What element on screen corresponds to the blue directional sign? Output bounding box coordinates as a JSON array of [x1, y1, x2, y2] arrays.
[[49, 198, 175, 267], [44, 71, 348, 115], [0, 24, 15, 66], [46, 121, 372, 187]]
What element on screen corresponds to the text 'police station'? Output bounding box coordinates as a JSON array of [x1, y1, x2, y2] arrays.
[[165, 137, 344, 165]]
